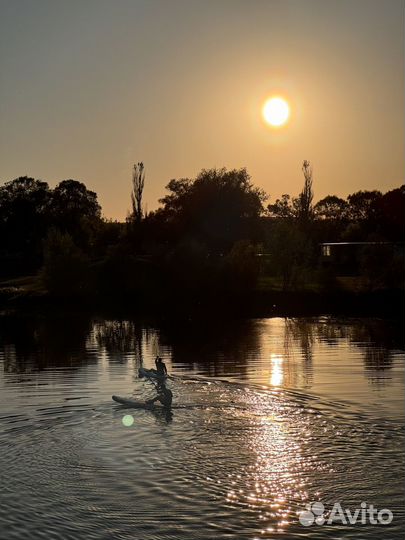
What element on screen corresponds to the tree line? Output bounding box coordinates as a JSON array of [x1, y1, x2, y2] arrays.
[[0, 163, 403, 302]]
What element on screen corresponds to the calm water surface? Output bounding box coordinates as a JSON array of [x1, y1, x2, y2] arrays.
[[0, 312, 404, 539]]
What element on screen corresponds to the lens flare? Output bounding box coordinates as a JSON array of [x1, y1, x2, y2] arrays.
[[122, 414, 134, 427]]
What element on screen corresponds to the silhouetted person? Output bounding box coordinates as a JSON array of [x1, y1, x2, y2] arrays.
[[146, 382, 173, 409], [155, 356, 168, 378]]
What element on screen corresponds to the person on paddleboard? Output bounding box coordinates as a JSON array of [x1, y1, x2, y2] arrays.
[[155, 356, 168, 378], [146, 382, 173, 408]]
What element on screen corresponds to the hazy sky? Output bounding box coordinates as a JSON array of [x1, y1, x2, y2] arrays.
[[1, 0, 404, 219]]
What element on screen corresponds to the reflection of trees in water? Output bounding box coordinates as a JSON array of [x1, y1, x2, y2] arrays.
[[282, 317, 404, 388], [1, 315, 39, 374], [318, 318, 403, 350], [349, 319, 403, 350], [350, 322, 396, 382], [1, 312, 402, 391], [158, 318, 262, 379], [91, 320, 167, 368], [92, 320, 142, 364], [158, 317, 318, 388], [282, 318, 314, 388], [2, 343, 20, 375], [1, 311, 92, 373], [315, 317, 403, 387], [362, 347, 394, 387], [284, 319, 314, 363], [315, 319, 348, 346]]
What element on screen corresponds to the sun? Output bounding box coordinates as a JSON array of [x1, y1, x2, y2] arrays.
[[262, 96, 290, 127]]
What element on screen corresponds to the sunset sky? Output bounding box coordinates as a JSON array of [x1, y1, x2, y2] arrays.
[[0, 0, 403, 220]]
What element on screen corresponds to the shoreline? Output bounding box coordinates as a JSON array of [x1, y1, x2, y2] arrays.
[[1, 287, 403, 320]]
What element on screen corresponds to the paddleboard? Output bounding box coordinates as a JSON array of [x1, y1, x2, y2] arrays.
[[112, 395, 168, 410], [112, 395, 236, 411]]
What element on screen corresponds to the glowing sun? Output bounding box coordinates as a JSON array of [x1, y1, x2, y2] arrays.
[[262, 96, 290, 127]]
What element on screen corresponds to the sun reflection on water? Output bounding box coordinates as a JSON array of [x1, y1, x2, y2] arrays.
[[224, 392, 321, 536], [269, 354, 284, 387]]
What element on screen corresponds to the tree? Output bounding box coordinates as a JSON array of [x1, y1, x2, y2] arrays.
[[267, 194, 295, 219], [0, 176, 50, 230], [346, 190, 382, 221], [373, 186, 405, 240], [268, 221, 313, 291], [130, 162, 145, 223], [158, 168, 267, 251], [267, 161, 314, 223], [51, 180, 101, 221], [0, 176, 51, 270], [158, 178, 192, 215], [50, 179, 101, 247], [314, 195, 348, 220], [359, 243, 404, 291], [296, 160, 314, 222]]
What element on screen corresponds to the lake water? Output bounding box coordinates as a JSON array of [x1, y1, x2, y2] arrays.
[[0, 311, 404, 539]]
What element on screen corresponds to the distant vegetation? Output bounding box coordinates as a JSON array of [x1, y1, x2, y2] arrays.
[[0, 164, 404, 309]]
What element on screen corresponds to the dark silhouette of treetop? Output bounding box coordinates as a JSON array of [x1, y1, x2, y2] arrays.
[[131, 162, 145, 223], [0, 163, 403, 299], [314, 195, 348, 220], [50, 179, 101, 247], [158, 167, 266, 250], [267, 161, 314, 223], [267, 194, 295, 219], [346, 190, 382, 221], [0, 177, 50, 267], [376, 186, 405, 236], [296, 160, 314, 222], [0, 176, 50, 218], [51, 180, 101, 220]]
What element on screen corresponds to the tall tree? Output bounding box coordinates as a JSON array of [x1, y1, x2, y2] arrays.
[[296, 160, 314, 222], [267, 161, 314, 223], [131, 162, 145, 223]]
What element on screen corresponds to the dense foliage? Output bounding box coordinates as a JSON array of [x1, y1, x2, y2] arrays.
[[0, 165, 403, 301]]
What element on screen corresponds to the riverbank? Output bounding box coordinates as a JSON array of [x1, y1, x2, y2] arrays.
[[0, 274, 403, 319]]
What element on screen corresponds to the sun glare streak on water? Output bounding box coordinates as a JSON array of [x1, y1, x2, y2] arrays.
[[269, 353, 284, 387]]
